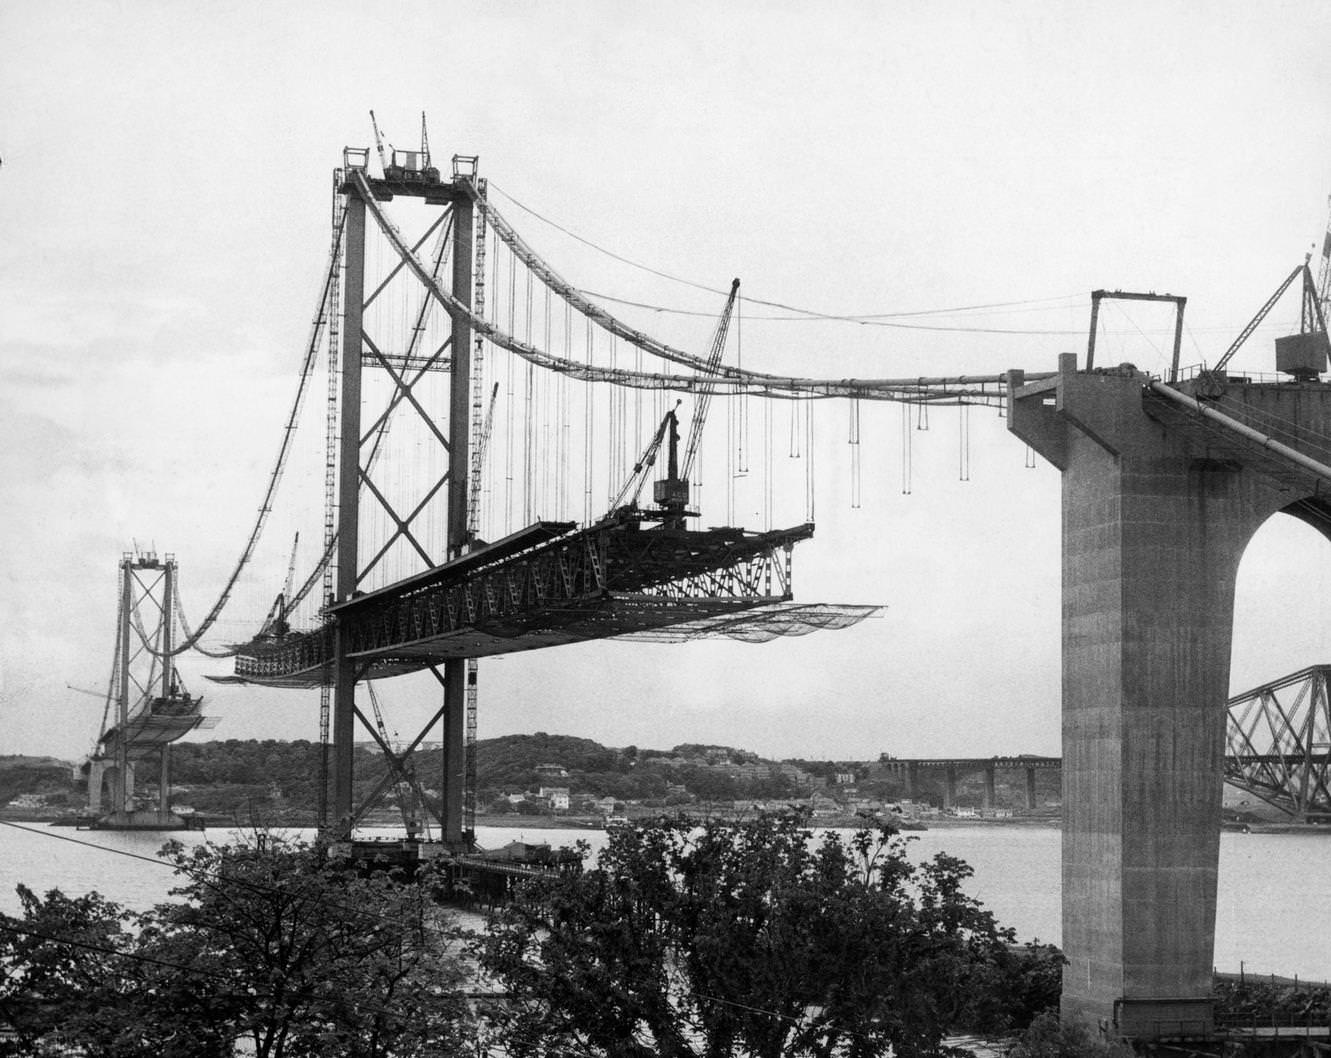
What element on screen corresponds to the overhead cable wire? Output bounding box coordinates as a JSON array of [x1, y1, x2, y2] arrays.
[[579, 287, 1088, 334], [489, 182, 1085, 323]]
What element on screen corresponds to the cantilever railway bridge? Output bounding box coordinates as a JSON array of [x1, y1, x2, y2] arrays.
[[122, 132, 1331, 1039]]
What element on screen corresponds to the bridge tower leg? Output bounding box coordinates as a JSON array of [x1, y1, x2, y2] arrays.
[[114, 555, 132, 816], [159, 559, 174, 819], [441, 194, 473, 847], [982, 765, 996, 811], [331, 192, 366, 838], [1008, 354, 1331, 1038], [1025, 767, 1037, 811], [943, 766, 957, 811]]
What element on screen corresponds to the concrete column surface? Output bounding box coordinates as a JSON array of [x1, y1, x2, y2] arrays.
[[1009, 361, 1331, 1038]]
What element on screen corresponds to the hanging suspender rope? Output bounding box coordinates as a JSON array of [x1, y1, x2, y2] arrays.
[[352, 172, 1035, 405]]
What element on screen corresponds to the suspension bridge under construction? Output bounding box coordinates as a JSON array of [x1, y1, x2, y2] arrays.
[[87, 122, 1331, 1041]]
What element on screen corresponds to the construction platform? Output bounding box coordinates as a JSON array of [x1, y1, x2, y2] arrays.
[[215, 513, 877, 688]]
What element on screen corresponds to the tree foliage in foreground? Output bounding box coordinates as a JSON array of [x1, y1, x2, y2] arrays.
[[0, 837, 476, 1057], [480, 811, 1060, 1058]]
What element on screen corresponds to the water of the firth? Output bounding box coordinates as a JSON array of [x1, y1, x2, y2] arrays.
[[1, 821, 1327, 981]]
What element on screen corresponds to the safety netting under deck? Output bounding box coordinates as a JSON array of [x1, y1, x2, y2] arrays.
[[97, 695, 217, 760], [214, 515, 880, 688]]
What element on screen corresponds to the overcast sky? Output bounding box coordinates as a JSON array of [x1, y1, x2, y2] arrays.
[[4, 1, 1331, 765]]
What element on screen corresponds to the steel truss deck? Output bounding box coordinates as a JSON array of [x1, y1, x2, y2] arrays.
[[216, 515, 864, 689]]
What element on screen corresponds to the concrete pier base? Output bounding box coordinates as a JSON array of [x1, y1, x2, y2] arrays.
[[1009, 355, 1331, 1038]]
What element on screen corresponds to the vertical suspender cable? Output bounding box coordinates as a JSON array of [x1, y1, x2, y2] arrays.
[[726, 392, 735, 526], [848, 397, 862, 510], [584, 316, 594, 524], [805, 400, 815, 523], [561, 302, 572, 519], [901, 401, 913, 495], [504, 247, 516, 530], [523, 266, 534, 524], [608, 334, 619, 510], [543, 285, 552, 518], [958, 403, 971, 481], [764, 393, 774, 530], [736, 294, 748, 474]]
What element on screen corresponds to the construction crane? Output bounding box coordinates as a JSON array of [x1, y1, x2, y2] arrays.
[[609, 401, 681, 513], [465, 383, 501, 547], [649, 279, 741, 527], [1317, 191, 1331, 327], [369, 110, 390, 176], [368, 110, 440, 185], [1211, 262, 1329, 381], [419, 112, 440, 181], [365, 682, 427, 840], [258, 532, 299, 639]]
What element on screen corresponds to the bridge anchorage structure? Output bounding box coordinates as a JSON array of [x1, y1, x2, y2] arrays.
[[1226, 665, 1331, 823], [84, 551, 216, 830]]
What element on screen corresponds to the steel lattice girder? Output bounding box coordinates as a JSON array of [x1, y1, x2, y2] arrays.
[[221, 517, 816, 687], [1225, 664, 1331, 820]]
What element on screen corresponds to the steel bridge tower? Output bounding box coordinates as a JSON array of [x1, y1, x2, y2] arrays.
[[330, 147, 476, 845], [87, 552, 212, 829]]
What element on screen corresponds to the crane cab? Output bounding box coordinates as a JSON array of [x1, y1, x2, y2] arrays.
[[385, 147, 441, 185]]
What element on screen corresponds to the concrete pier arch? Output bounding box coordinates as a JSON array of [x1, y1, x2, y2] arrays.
[[1009, 354, 1331, 1039]]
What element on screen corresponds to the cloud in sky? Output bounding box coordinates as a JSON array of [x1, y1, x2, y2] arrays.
[[2, 1, 1331, 763]]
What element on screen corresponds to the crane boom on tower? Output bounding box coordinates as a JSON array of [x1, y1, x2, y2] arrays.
[[368, 110, 389, 176], [652, 279, 741, 526], [365, 681, 425, 839], [1318, 191, 1331, 324], [258, 532, 300, 639], [681, 278, 741, 483]]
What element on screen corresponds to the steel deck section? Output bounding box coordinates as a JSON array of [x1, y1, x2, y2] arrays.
[[219, 516, 823, 688], [98, 695, 213, 759]]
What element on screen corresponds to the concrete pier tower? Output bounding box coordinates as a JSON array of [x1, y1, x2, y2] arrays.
[[1009, 352, 1331, 1038]]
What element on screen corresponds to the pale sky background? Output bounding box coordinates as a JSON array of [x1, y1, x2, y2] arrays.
[[3, 1, 1331, 765]]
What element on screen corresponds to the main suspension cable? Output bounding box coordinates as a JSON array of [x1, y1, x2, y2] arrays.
[[163, 212, 347, 657], [354, 172, 1039, 405]]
